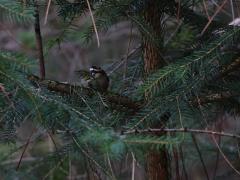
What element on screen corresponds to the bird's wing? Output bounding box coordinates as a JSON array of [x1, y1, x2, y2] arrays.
[[74, 70, 91, 79]]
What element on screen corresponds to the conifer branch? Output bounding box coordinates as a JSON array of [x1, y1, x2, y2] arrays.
[[27, 75, 142, 111], [27, 74, 239, 112]]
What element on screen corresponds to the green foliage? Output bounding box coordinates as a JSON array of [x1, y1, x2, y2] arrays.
[[18, 31, 36, 49], [0, 0, 34, 24], [167, 24, 198, 50], [139, 27, 240, 98], [1, 0, 240, 179], [0, 51, 36, 73]]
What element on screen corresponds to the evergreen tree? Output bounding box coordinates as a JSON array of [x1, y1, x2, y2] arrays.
[[0, 0, 240, 179]]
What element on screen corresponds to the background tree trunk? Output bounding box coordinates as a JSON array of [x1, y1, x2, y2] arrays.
[[146, 150, 169, 180], [142, 1, 169, 180]]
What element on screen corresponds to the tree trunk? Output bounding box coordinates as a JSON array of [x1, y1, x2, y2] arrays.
[[146, 150, 169, 180], [34, 0, 46, 79], [142, 1, 169, 180], [142, 0, 166, 74]]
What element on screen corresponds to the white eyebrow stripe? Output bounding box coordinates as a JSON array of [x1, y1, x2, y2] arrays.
[[90, 67, 102, 72]]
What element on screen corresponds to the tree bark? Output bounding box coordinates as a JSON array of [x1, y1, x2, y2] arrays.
[[142, 1, 169, 180], [142, 0, 166, 74], [146, 150, 169, 180]]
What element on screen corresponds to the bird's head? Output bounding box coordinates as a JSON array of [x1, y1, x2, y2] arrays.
[[89, 66, 106, 77]]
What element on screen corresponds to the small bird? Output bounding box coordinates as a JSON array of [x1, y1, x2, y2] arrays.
[[75, 66, 109, 92]]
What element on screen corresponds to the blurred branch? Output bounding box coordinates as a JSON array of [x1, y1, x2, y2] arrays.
[[216, 56, 240, 80], [34, 0, 46, 79], [16, 129, 36, 171], [123, 22, 133, 80], [177, 2, 224, 28], [200, 0, 228, 35], [191, 92, 240, 106], [86, 0, 100, 47], [212, 134, 240, 175], [202, 0, 210, 20], [44, 0, 52, 25], [212, 130, 222, 179]]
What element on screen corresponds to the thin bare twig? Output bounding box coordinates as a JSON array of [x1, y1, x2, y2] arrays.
[[72, 136, 114, 179], [210, 0, 231, 17], [131, 152, 136, 180], [201, 0, 228, 35], [202, 0, 210, 20], [212, 135, 240, 176], [230, 0, 235, 21], [177, 0, 181, 22], [124, 128, 240, 140], [47, 131, 58, 151], [44, 0, 52, 25], [235, 0, 240, 17], [43, 158, 66, 180], [164, 21, 183, 47], [212, 135, 221, 179], [16, 129, 36, 170], [107, 153, 116, 179], [108, 44, 141, 75], [86, 0, 100, 47]]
